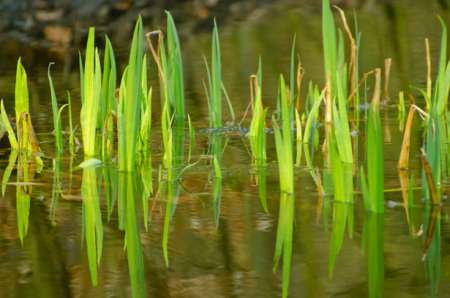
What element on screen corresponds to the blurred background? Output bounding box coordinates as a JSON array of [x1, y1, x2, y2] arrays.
[[1, 0, 449, 60]]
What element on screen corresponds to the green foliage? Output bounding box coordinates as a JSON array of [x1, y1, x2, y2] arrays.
[[361, 70, 384, 213], [272, 75, 295, 298], [273, 75, 294, 194], [423, 18, 450, 202], [147, 12, 185, 122], [165, 12, 185, 120], [248, 59, 267, 165], [15, 58, 29, 126], [117, 17, 145, 171], [80, 28, 102, 157], [322, 0, 337, 91], [99, 36, 117, 129]]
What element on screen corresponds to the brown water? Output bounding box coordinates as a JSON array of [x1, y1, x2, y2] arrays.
[[0, 1, 450, 297]]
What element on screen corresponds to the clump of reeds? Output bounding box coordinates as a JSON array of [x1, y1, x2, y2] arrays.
[[80, 28, 102, 159], [272, 75, 295, 298], [421, 18, 450, 203], [205, 20, 223, 128], [322, 0, 356, 203], [202, 20, 236, 128]]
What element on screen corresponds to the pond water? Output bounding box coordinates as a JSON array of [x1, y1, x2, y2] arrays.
[[0, 1, 450, 297]]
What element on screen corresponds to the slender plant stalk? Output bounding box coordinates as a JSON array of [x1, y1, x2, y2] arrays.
[[48, 64, 64, 154]]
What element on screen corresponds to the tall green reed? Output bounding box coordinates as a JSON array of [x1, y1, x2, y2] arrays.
[[273, 75, 294, 194], [322, 0, 354, 203], [248, 59, 267, 165], [205, 20, 223, 128], [147, 12, 185, 121], [100, 37, 117, 160], [272, 75, 295, 298], [360, 69, 384, 213], [99, 36, 117, 129], [48, 64, 68, 155], [422, 18, 450, 202], [80, 28, 102, 158], [117, 17, 146, 171]]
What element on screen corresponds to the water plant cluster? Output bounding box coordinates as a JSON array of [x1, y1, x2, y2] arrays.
[[0, 1, 449, 297]]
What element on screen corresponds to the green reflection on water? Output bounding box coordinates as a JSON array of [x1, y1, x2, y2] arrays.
[[363, 212, 384, 298], [16, 153, 31, 244], [120, 172, 146, 298], [328, 202, 353, 279], [81, 167, 103, 286]]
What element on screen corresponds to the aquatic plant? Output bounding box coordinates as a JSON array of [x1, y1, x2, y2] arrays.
[[360, 69, 384, 213], [248, 59, 267, 165], [15, 59, 42, 161], [272, 75, 295, 298], [117, 17, 146, 172], [80, 28, 102, 158], [322, 0, 355, 203], [100, 37, 117, 159], [147, 12, 185, 121], [48, 64, 67, 155], [161, 100, 174, 266], [303, 84, 322, 154], [99, 36, 117, 129], [421, 18, 450, 202], [273, 75, 294, 194], [204, 20, 223, 128]]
